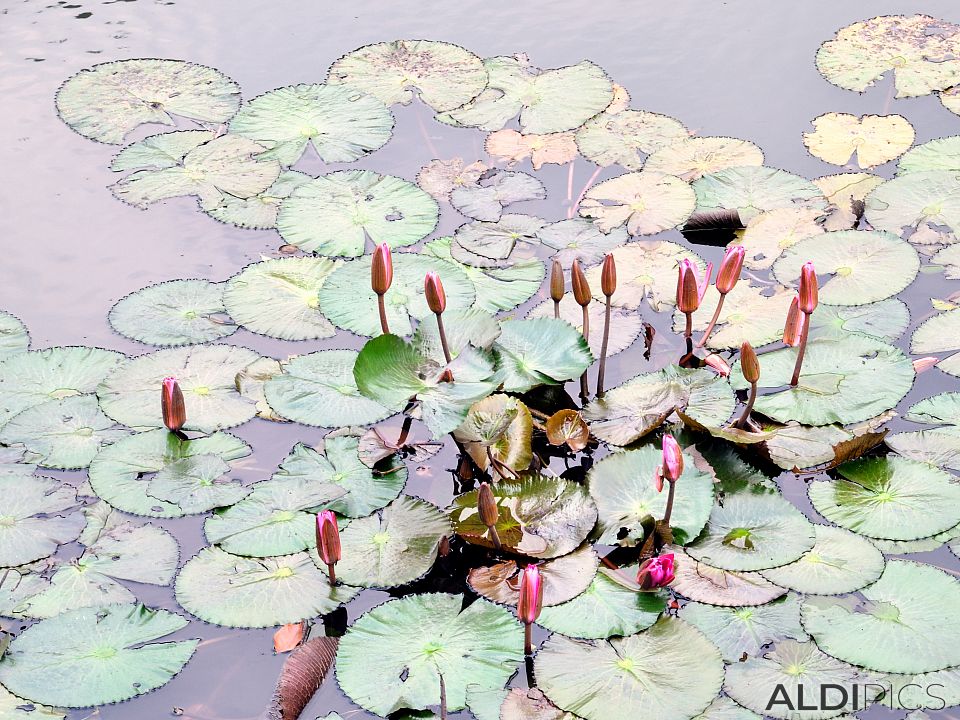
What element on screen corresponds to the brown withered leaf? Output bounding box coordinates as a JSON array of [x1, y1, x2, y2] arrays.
[[485, 129, 577, 170], [273, 622, 305, 653], [545, 409, 590, 452], [265, 636, 339, 720], [467, 544, 598, 607]]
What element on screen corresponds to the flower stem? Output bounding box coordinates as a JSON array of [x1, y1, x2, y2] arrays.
[[436, 312, 452, 363], [790, 314, 811, 387], [596, 296, 612, 398], [439, 671, 447, 720], [579, 305, 590, 402], [377, 295, 390, 335], [327, 563, 337, 586], [524, 622, 533, 655], [696, 293, 726, 348], [570, 166, 602, 218], [684, 312, 693, 341], [553, 299, 560, 319], [663, 480, 676, 527], [488, 523, 502, 552], [734, 381, 757, 429]]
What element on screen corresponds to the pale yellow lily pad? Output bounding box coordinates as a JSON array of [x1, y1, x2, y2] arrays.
[[803, 113, 914, 169]]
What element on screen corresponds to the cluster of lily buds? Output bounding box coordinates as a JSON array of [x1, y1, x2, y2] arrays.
[[654, 434, 683, 493], [161, 377, 185, 432], [316, 510, 341, 585], [517, 564, 543, 625], [372, 244, 393, 296], [636, 553, 675, 590], [676, 259, 711, 314]]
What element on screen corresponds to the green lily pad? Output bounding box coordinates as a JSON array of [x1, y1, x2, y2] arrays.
[[450, 171, 545, 221], [494, 318, 593, 393], [535, 617, 724, 720], [467, 544, 598, 608], [277, 169, 439, 256], [898, 136, 960, 174], [87, 428, 252, 518], [693, 166, 826, 223], [412, 306, 501, 363], [0, 684, 65, 719], [536, 218, 630, 265], [450, 214, 546, 268], [0, 569, 50, 619], [886, 427, 960, 473], [679, 594, 808, 662], [644, 136, 764, 181], [223, 257, 338, 341], [734, 207, 825, 270], [575, 109, 688, 170], [880, 667, 960, 711], [809, 299, 910, 342], [526, 296, 643, 358], [453, 393, 533, 474], [730, 336, 914, 425], [930, 242, 960, 279], [228, 83, 393, 165], [319, 253, 475, 337], [584, 366, 735, 446], [772, 230, 919, 305], [694, 697, 762, 720], [911, 309, 960, 377], [676, 282, 796, 350], [579, 171, 696, 235], [808, 455, 960, 541], [0, 311, 29, 361], [906, 392, 960, 426], [97, 344, 261, 432], [203, 169, 312, 229], [0, 396, 129, 469], [0, 604, 197, 707], [449, 475, 597, 558], [668, 545, 787, 606], [109, 129, 214, 171], [146, 453, 249, 514], [0, 475, 82, 568], [175, 547, 358, 628], [327, 40, 487, 112], [337, 594, 522, 715], [320, 495, 450, 588], [108, 279, 235, 346], [801, 560, 960, 673], [865, 171, 960, 236], [56, 59, 240, 143]]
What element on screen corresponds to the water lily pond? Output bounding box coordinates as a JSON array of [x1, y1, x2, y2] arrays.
[[4, 2, 960, 719]]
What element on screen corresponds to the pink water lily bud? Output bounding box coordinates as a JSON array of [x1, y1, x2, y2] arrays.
[[517, 564, 543, 625], [424, 272, 446, 314], [571, 259, 591, 307], [716, 245, 745, 295], [661, 434, 683, 484], [703, 353, 731, 377], [477, 482, 498, 528], [550, 260, 565, 302], [783, 296, 806, 347], [798, 261, 818, 314], [371, 243, 393, 296], [601, 254, 617, 297], [740, 342, 760, 384], [161, 377, 186, 432], [676, 259, 711, 313], [636, 553, 676, 590], [316, 510, 341, 567]]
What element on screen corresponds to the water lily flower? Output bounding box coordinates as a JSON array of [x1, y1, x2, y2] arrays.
[[735, 341, 760, 429], [550, 259, 564, 319], [316, 510, 341, 586], [517, 564, 543, 654], [636, 553, 675, 590], [601, 253, 617, 297], [790, 261, 817, 386], [372, 243, 393, 334], [161, 377, 185, 433], [571, 259, 592, 402], [677, 259, 712, 342], [698, 246, 744, 347], [782, 296, 805, 347], [597, 254, 617, 398], [424, 271, 451, 363], [477, 481, 502, 550], [661, 434, 683, 483]]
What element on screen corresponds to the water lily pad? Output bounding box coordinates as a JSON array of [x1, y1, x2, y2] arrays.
[[467, 544, 598, 608], [449, 475, 597, 558], [535, 617, 724, 720], [668, 545, 787, 606], [644, 137, 764, 181], [109, 129, 214, 171], [88, 428, 252, 518], [865, 171, 960, 236], [809, 299, 910, 342], [694, 697, 762, 720], [886, 428, 960, 474], [578, 171, 696, 235], [327, 40, 487, 112], [679, 594, 808, 662], [676, 282, 796, 350], [264, 350, 392, 428], [412, 305, 501, 363], [536, 218, 630, 265], [322, 495, 450, 588], [734, 207, 825, 270], [906, 392, 960, 426], [814, 172, 885, 229], [0, 684, 65, 719], [228, 83, 393, 165], [801, 560, 960, 673], [808, 455, 960, 541], [759, 525, 885, 594], [273, 436, 406, 518], [417, 158, 488, 201], [108, 279, 235, 346], [56, 59, 240, 143], [319, 253, 474, 336], [277, 169, 439, 256], [930, 243, 960, 279], [494, 318, 593, 393], [0, 475, 82, 568], [223, 257, 338, 341], [453, 393, 532, 474], [693, 166, 826, 223], [336, 593, 521, 716], [584, 366, 735, 446], [484, 129, 578, 170], [450, 171, 545, 221], [175, 547, 358, 628], [761, 414, 891, 472], [803, 113, 914, 168], [575, 110, 688, 170], [0, 604, 197, 707], [145, 453, 249, 514], [97, 344, 261, 432], [527, 296, 643, 357], [587, 444, 715, 545], [0, 396, 129, 469], [773, 230, 919, 305], [0, 569, 49, 619], [450, 214, 546, 268], [0, 311, 29, 360], [910, 309, 960, 377], [204, 169, 312, 229], [898, 136, 960, 173]]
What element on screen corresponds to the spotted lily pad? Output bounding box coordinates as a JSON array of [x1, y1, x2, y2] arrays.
[[693, 166, 826, 223], [0, 569, 49, 619], [734, 207, 825, 270], [450, 171, 545, 221], [536, 218, 629, 265], [0, 311, 29, 360], [467, 544, 598, 608], [814, 172, 886, 229], [865, 171, 960, 236], [644, 137, 764, 181], [578, 171, 696, 235], [803, 113, 914, 168], [416, 158, 488, 201], [493, 318, 593, 393], [575, 110, 688, 170], [0, 475, 82, 568]]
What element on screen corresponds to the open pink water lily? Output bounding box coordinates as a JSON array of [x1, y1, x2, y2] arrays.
[[636, 553, 676, 590]]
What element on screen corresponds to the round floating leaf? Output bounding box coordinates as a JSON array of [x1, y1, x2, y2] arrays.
[[498, 688, 578, 720], [881, 667, 960, 711], [88, 428, 252, 518], [575, 110, 688, 170], [229, 83, 393, 165], [734, 207, 825, 270], [668, 545, 787, 606], [899, 136, 960, 173], [676, 282, 796, 350], [0, 311, 29, 361], [320, 254, 474, 336], [0, 569, 49, 619], [536, 218, 629, 265], [808, 455, 960, 541], [223, 257, 338, 341], [809, 299, 910, 342], [578, 171, 696, 235], [730, 336, 914, 425], [536, 564, 666, 639], [816, 15, 960, 98], [906, 392, 960, 426], [484, 129, 578, 170], [175, 547, 358, 628], [109, 129, 214, 171], [203, 169, 312, 229], [0, 475, 82, 568], [865, 171, 960, 236], [773, 230, 919, 305], [146, 453, 249, 514], [108, 279, 235, 346], [801, 560, 960, 673], [453, 393, 533, 474], [527, 296, 643, 358], [327, 40, 487, 112], [265, 350, 391, 428], [803, 113, 914, 168], [97, 344, 260, 433], [450, 475, 597, 558], [911, 309, 960, 377], [931, 242, 960, 279], [0, 346, 126, 426], [584, 366, 735, 446], [759, 525, 885, 594], [0, 684, 65, 719], [56, 59, 240, 143], [588, 445, 715, 546], [324, 495, 450, 588], [814, 172, 886, 230], [413, 305, 501, 363], [450, 171, 545, 222], [277, 170, 439, 256], [886, 428, 960, 474], [644, 136, 764, 181], [761, 414, 891, 473], [467, 544, 598, 608], [686, 494, 816, 571], [679, 594, 808, 662], [693, 166, 826, 223], [417, 158, 488, 201], [535, 617, 724, 720], [694, 697, 762, 720], [0, 604, 197, 707], [450, 214, 546, 268], [0, 396, 129, 469], [335, 593, 523, 715], [494, 318, 593, 393]]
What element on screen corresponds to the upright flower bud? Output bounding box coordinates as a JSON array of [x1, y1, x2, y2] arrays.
[[798, 261, 818, 314], [677, 259, 701, 314], [571, 259, 591, 307], [371, 243, 393, 296], [517, 564, 543, 625], [716, 245, 745, 295], [783, 296, 805, 347], [740, 342, 760, 383], [636, 554, 676, 590], [161, 377, 186, 432], [316, 510, 341, 568], [550, 260, 565, 303], [661, 434, 683, 484], [477, 482, 498, 528], [424, 271, 446, 314], [601, 254, 617, 297]]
